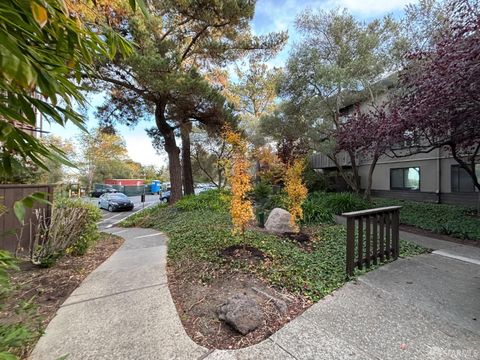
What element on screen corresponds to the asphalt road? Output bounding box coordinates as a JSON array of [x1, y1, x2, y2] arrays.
[[85, 194, 160, 230]]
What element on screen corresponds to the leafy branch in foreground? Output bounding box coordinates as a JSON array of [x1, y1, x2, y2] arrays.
[[0, 0, 134, 176]]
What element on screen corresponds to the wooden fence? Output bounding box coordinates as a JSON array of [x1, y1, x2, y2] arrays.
[[0, 184, 54, 254], [343, 206, 402, 276]]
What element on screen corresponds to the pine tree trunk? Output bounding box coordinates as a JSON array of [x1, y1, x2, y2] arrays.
[[155, 102, 182, 204], [180, 121, 195, 195]]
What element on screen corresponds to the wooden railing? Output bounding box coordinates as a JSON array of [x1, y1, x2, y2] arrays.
[[342, 206, 402, 276]]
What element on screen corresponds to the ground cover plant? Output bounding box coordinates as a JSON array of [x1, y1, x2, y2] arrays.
[[121, 189, 425, 348], [373, 198, 480, 242]]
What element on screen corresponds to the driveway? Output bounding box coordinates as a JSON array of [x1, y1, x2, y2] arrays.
[[85, 194, 160, 230]]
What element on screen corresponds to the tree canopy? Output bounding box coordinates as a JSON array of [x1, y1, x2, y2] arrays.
[[94, 0, 287, 202]]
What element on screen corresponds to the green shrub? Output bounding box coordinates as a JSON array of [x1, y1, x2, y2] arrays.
[[264, 191, 288, 211], [302, 163, 328, 192], [302, 196, 334, 224], [321, 192, 371, 215], [373, 198, 480, 241], [301, 192, 371, 225], [32, 198, 102, 266], [174, 189, 230, 213], [66, 200, 102, 256], [251, 181, 272, 208]]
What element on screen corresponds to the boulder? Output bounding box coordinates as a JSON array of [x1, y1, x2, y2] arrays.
[[265, 208, 295, 233], [217, 294, 263, 335]]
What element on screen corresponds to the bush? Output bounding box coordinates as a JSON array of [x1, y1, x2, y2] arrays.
[[302, 163, 328, 192], [301, 192, 371, 225], [321, 192, 371, 215], [302, 196, 334, 224], [32, 199, 102, 266], [174, 189, 230, 213], [264, 191, 288, 211], [251, 181, 272, 208]]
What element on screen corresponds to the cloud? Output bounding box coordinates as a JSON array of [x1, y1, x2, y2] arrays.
[[123, 130, 167, 167], [337, 0, 413, 15]]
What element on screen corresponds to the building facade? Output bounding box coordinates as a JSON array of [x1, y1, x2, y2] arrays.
[[310, 87, 479, 208]]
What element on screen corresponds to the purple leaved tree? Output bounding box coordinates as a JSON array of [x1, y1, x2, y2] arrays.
[[337, 106, 402, 200], [391, 0, 480, 193]]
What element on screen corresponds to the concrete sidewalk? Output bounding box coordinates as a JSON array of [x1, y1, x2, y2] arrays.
[[31, 227, 480, 360], [31, 227, 207, 360]]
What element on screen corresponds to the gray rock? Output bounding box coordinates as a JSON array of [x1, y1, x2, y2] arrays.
[[217, 294, 264, 335], [265, 208, 295, 233]]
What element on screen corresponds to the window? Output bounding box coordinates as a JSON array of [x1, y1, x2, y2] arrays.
[[390, 167, 420, 191], [451, 164, 480, 192]]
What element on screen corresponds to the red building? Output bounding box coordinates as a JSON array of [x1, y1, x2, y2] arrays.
[[104, 179, 145, 186]]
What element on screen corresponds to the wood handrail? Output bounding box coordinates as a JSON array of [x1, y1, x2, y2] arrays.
[[342, 206, 402, 218]]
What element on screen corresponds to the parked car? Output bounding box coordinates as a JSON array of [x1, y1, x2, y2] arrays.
[[98, 193, 134, 212], [159, 187, 171, 203], [90, 188, 118, 198]]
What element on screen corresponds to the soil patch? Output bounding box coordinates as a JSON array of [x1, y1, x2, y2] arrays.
[[220, 244, 268, 263], [168, 263, 310, 349], [1, 232, 124, 359], [400, 224, 480, 247]]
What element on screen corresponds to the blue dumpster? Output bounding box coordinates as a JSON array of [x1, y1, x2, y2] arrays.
[[150, 180, 162, 195]]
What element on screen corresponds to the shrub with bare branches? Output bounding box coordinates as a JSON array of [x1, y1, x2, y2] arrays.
[[31, 199, 101, 267]]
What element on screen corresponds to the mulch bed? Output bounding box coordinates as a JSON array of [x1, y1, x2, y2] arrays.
[[1, 233, 124, 359], [220, 244, 270, 263], [168, 252, 311, 350], [400, 224, 480, 247]]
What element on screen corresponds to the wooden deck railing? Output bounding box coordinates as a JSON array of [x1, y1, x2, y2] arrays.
[[342, 206, 402, 276]]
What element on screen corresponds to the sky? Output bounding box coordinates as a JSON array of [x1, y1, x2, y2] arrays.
[[46, 0, 414, 168]]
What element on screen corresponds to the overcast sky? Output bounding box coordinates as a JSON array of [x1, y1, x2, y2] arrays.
[[46, 0, 414, 168]]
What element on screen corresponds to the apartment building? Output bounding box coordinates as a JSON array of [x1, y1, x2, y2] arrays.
[[310, 83, 479, 208]]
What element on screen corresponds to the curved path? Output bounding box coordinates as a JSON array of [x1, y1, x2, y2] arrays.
[[31, 227, 480, 360]]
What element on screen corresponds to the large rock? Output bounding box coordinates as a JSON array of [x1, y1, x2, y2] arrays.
[[265, 208, 295, 233], [217, 294, 263, 335]]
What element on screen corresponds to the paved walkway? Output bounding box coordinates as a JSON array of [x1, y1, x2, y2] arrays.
[[31, 227, 480, 360]]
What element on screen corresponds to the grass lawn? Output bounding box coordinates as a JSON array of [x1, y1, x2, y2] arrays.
[[121, 191, 425, 302]]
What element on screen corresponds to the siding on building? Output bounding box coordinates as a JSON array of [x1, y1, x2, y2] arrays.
[[310, 135, 478, 207]]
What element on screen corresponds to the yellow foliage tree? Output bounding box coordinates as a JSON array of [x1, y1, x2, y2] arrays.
[[224, 128, 254, 236], [284, 158, 308, 232]]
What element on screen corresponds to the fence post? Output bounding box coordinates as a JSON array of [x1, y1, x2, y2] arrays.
[[392, 209, 400, 259], [365, 216, 371, 268], [357, 216, 363, 270], [346, 217, 355, 277]]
